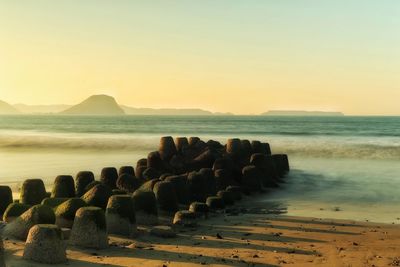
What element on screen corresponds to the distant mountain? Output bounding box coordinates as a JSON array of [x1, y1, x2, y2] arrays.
[[0, 100, 20, 114], [60, 95, 125, 115], [3, 94, 233, 116], [262, 110, 344, 116], [14, 104, 72, 114], [121, 106, 231, 116]]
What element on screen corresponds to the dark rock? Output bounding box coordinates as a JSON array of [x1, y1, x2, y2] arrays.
[[159, 136, 177, 161], [118, 166, 135, 177], [175, 137, 189, 153], [169, 154, 186, 173], [0, 186, 13, 216], [241, 165, 263, 193], [70, 207, 108, 249], [217, 190, 235, 205], [41, 198, 69, 209], [142, 167, 161, 181], [199, 168, 217, 196], [106, 195, 136, 237], [188, 171, 208, 202], [262, 143, 272, 155], [20, 179, 47, 206], [206, 196, 225, 210], [153, 181, 178, 213], [189, 202, 209, 218], [55, 198, 87, 228], [213, 158, 233, 172], [188, 137, 200, 147], [226, 138, 242, 156], [75, 171, 95, 197], [84, 180, 102, 192], [135, 159, 147, 179], [251, 140, 264, 154], [214, 169, 234, 191], [100, 167, 118, 189], [2, 203, 30, 223], [147, 151, 165, 170], [23, 224, 67, 264], [51, 175, 75, 198], [226, 185, 242, 201], [81, 184, 112, 209], [111, 189, 127, 195], [4, 204, 56, 240], [173, 210, 197, 226], [165, 175, 190, 205], [138, 178, 161, 192], [132, 190, 158, 225], [240, 139, 252, 158], [250, 153, 279, 186], [192, 149, 216, 170], [116, 174, 141, 193], [135, 165, 147, 180]]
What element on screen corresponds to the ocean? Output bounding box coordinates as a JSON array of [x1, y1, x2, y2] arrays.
[[0, 115, 399, 223]]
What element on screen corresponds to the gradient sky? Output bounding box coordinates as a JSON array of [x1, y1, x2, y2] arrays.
[[0, 1, 399, 115]]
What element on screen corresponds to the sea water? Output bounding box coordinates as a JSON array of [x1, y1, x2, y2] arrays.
[[0, 115, 399, 223]]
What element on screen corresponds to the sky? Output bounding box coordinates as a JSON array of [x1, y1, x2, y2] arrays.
[[0, 1, 399, 115]]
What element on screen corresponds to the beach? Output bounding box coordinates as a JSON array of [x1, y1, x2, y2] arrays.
[[4, 193, 400, 267], [2, 1, 400, 266], [1, 115, 400, 266]]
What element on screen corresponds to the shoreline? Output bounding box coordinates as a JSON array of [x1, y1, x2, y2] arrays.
[[1, 134, 399, 266], [7, 175, 400, 227], [4, 192, 400, 267]]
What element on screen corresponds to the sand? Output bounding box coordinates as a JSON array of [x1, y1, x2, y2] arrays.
[[4, 194, 400, 267]]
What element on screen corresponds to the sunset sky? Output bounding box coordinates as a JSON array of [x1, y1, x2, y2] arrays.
[[0, 1, 399, 115]]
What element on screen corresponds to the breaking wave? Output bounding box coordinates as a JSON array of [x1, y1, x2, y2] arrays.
[[272, 141, 400, 160], [1, 130, 399, 160], [0, 132, 158, 151]]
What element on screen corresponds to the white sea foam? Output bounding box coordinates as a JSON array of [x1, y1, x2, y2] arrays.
[[1, 130, 399, 160]]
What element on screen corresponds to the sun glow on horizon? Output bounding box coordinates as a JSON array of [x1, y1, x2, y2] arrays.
[[1, 1, 400, 115]]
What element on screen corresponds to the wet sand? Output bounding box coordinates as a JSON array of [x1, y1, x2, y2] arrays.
[[4, 193, 400, 267]]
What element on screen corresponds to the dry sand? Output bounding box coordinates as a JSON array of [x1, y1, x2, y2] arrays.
[[4, 194, 400, 267]]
